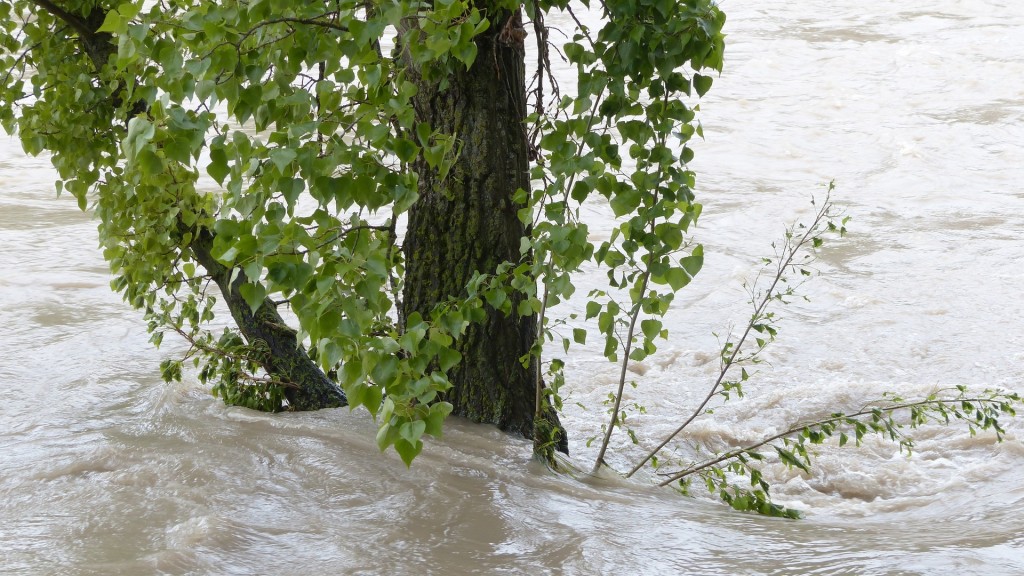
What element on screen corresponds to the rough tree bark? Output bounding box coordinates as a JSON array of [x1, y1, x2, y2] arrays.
[[402, 7, 568, 454]]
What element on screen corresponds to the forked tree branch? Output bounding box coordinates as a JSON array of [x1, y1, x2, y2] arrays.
[[627, 195, 837, 477]]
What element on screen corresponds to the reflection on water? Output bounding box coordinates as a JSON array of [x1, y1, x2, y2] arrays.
[[2, 0, 1024, 574]]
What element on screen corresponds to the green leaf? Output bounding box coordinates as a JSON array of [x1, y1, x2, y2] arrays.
[[136, 148, 164, 175], [96, 11, 125, 34], [269, 148, 297, 172], [775, 447, 810, 473], [452, 40, 478, 68], [376, 422, 397, 451], [364, 385, 383, 417], [679, 245, 704, 279], [347, 382, 368, 409], [655, 222, 684, 250], [610, 188, 641, 217], [122, 117, 154, 161], [424, 401, 453, 438], [117, 2, 142, 21], [394, 438, 423, 468], [438, 347, 462, 371], [663, 267, 692, 291], [391, 138, 419, 163], [400, 419, 427, 445], [238, 282, 266, 314], [370, 355, 399, 387], [207, 148, 230, 185], [694, 73, 714, 97], [640, 319, 662, 341]]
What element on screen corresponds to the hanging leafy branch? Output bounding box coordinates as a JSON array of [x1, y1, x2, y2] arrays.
[[518, 0, 723, 464]]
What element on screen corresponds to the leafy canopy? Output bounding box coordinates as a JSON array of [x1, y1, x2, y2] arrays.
[[0, 0, 724, 466]]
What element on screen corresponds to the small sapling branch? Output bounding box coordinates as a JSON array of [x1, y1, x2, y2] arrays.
[[628, 188, 845, 477]]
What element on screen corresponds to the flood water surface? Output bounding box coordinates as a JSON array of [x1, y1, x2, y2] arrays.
[[2, 1, 1024, 574]]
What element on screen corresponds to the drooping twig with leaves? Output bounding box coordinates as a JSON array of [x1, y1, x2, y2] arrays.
[[626, 187, 850, 478], [655, 386, 1021, 518]]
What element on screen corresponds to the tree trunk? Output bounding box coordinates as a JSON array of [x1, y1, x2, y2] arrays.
[[190, 228, 347, 411], [402, 7, 567, 454]]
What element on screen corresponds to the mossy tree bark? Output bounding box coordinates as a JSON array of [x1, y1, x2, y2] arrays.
[[190, 228, 347, 411], [402, 7, 567, 454]]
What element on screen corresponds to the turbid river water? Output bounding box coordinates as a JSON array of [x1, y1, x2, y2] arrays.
[[2, 1, 1023, 574]]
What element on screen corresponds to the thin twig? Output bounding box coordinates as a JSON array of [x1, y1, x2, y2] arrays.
[[592, 268, 652, 473], [627, 196, 834, 477]]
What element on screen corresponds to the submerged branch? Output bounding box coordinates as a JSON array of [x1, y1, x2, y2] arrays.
[[187, 225, 347, 411], [657, 391, 1021, 487]]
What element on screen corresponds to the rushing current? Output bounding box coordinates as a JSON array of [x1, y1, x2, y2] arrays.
[[2, 1, 1023, 574]]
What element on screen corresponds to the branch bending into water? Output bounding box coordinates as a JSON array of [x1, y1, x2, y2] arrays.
[[656, 391, 1022, 487]]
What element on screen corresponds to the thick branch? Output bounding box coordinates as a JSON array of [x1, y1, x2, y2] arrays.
[[189, 227, 347, 411], [27, 0, 114, 70], [27, 0, 94, 39]]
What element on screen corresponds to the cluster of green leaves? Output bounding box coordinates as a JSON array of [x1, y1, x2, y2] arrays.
[[686, 456, 801, 519], [125, 0, 515, 462], [1, 0, 515, 462], [511, 0, 726, 468], [161, 326, 289, 411]]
